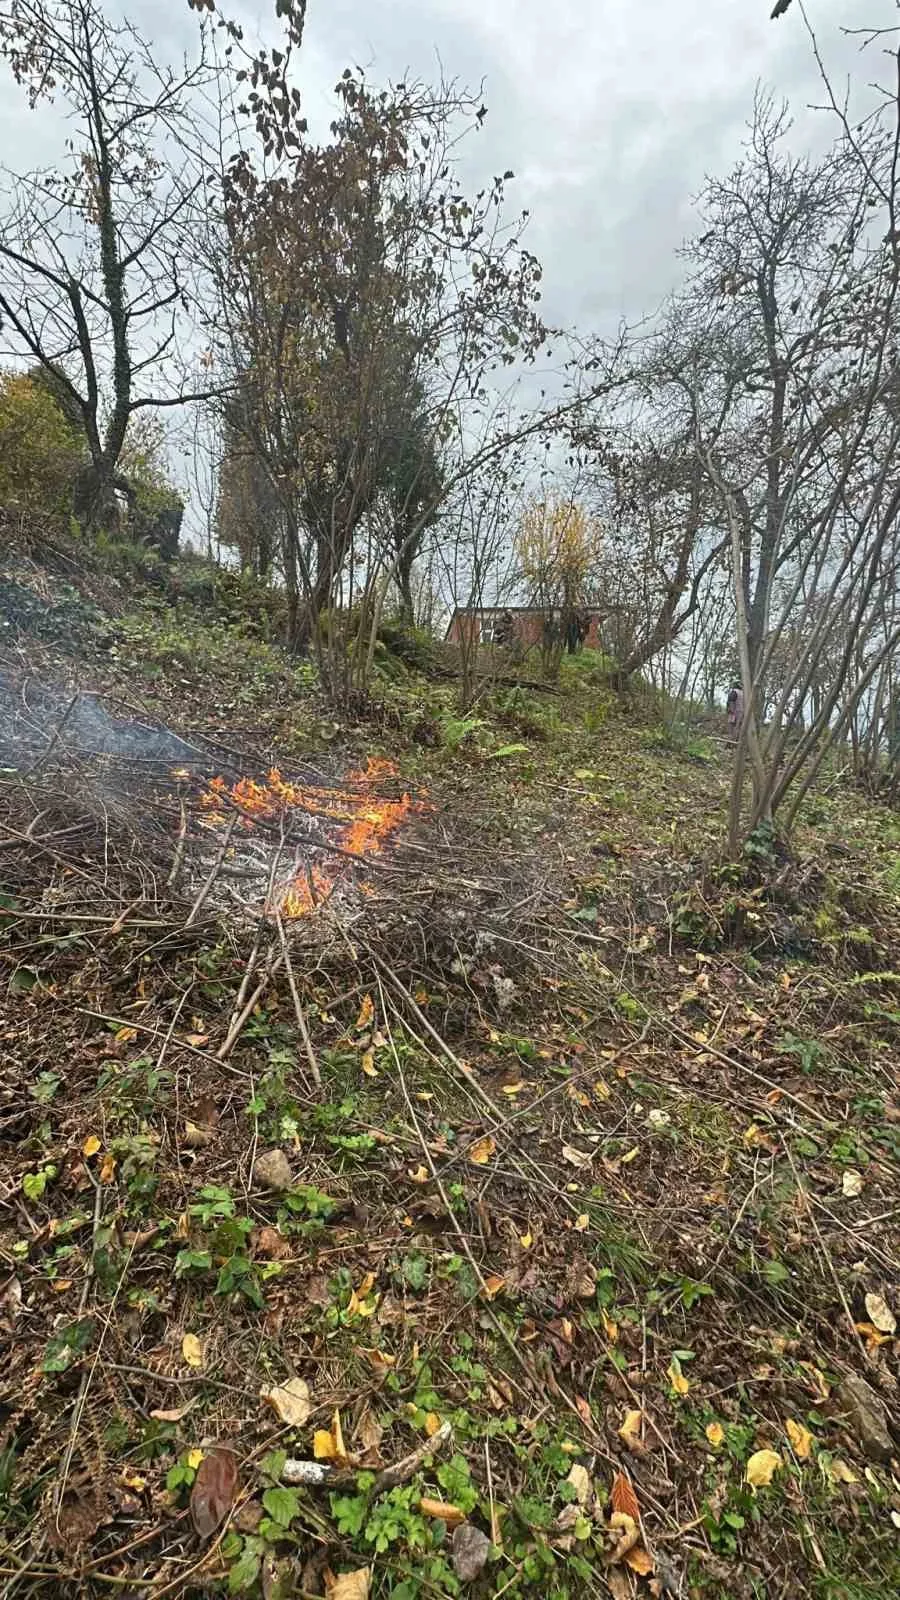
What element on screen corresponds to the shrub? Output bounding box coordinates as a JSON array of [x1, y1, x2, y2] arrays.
[[0, 371, 84, 519]]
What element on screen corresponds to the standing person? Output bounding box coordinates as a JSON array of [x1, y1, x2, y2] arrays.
[[726, 683, 745, 737]]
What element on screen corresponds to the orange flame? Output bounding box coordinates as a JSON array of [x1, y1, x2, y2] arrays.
[[200, 757, 422, 916]]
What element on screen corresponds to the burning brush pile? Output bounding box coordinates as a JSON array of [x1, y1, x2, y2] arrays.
[[0, 661, 426, 928], [184, 757, 426, 923]]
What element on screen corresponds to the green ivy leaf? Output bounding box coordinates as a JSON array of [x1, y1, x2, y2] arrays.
[[261, 1486, 300, 1529]]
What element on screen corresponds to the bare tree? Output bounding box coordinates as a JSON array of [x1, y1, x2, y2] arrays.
[[0, 0, 217, 527]]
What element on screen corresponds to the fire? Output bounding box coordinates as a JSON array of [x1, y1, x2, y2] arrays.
[[200, 757, 421, 917]]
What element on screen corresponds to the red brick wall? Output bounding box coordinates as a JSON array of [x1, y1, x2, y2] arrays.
[[447, 610, 603, 649]]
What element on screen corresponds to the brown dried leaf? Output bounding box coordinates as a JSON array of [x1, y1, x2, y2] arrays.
[[190, 1447, 238, 1539], [611, 1471, 640, 1524]]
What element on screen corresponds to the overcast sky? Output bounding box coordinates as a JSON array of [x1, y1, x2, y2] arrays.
[[209, 0, 898, 333], [1, 0, 895, 343]]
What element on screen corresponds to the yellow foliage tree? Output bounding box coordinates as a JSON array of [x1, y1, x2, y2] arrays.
[[516, 495, 603, 617], [0, 371, 84, 519]]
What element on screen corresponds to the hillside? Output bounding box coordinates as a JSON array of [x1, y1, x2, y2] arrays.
[[0, 537, 898, 1600]]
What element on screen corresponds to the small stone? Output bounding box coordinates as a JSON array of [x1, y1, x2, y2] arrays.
[[451, 1522, 491, 1583], [839, 1372, 894, 1462], [253, 1149, 293, 1192]]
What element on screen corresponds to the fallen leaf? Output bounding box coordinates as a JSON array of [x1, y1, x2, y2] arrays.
[[574, 1213, 590, 1232], [825, 1457, 858, 1485], [187, 1448, 204, 1470], [99, 1152, 117, 1184], [854, 1320, 890, 1351], [346, 1273, 377, 1318], [561, 1144, 592, 1169], [183, 1120, 213, 1148], [621, 1145, 640, 1165], [82, 1135, 101, 1158], [190, 1446, 238, 1538], [115, 1025, 137, 1043], [601, 1311, 619, 1344], [567, 1462, 591, 1505], [606, 1570, 631, 1600], [185, 1032, 210, 1047], [356, 1407, 384, 1457], [451, 1522, 491, 1583], [408, 1165, 430, 1184], [667, 1357, 690, 1397], [618, 1409, 649, 1456], [624, 1544, 654, 1576], [424, 1412, 443, 1437], [574, 1394, 593, 1428], [182, 1333, 204, 1369], [419, 1497, 466, 1527], [360, 1347, 396, 1371], [705, 1422, 724, 1449], [519, 1231, 533, 1249], [314, 1410, 348, 1465], [325, 1566, 372, 1600], [786, 1419, 813, 1461], [468, 1135, 497, 1166], [355, 994, 374, 1032], [864, 1292, 896, 1335], [611, 1470, 640, 1523], [361, 1050, 378, 1079], [482, 1274, 506, 1300], [255, 1226, 291, 1261], [262, 1377, 311, 1428], [150, 1403, 193, 1424], [842, 1169, 864, 1198], [745, 1449, 782, 1488]]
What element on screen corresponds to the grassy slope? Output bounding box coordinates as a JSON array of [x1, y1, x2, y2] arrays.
[[0, 543, 898, 1600]]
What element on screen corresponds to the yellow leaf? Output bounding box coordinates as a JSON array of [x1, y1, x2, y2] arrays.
[[187, 1448, 204, 1470], [182, 1333, 204, 1369], [408, 1165, 429, 1184], [745, 1449, 782, 1488], [621, 1145, 640, 1165], [355, 994, 374, 1031], [705, 1422, 725, 1448], [482, 1274, 506, 1300], [115, 1026, 137, 1043], [424, 1412, 442, 1437], [347, 1272, 377, 1318], [667, 1358, 690, 1397], [262, 1377, 312, 1428], [601, 1311, 619, 1344], [361, 1050, 378, 1079], [574, 1213, 589, 1232], [593, 1078, 611, 1101], [842, 1169, 864, 1198], [99, 1152, 117, 1184], [52, 1278, 72, 1293], [418, 1498, 465, 1527], [618, 1409, 645, 1452], [121, 1468, 147, 1491], [519, 1231, 533, 1249], [468, 1135, 496, 1166], [82, 1134, 101, 1158], [314, 1410, 347, 1464], [325, 1567, 372, 1600], [502, 1081, 524, 1096], [786, 1419, 813, 1461], [624, 1545, 654, 1576], [826, 1458, 858, 1485]]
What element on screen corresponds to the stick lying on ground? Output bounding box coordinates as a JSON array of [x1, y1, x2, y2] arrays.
[[281, 1420, 453, 1490]]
